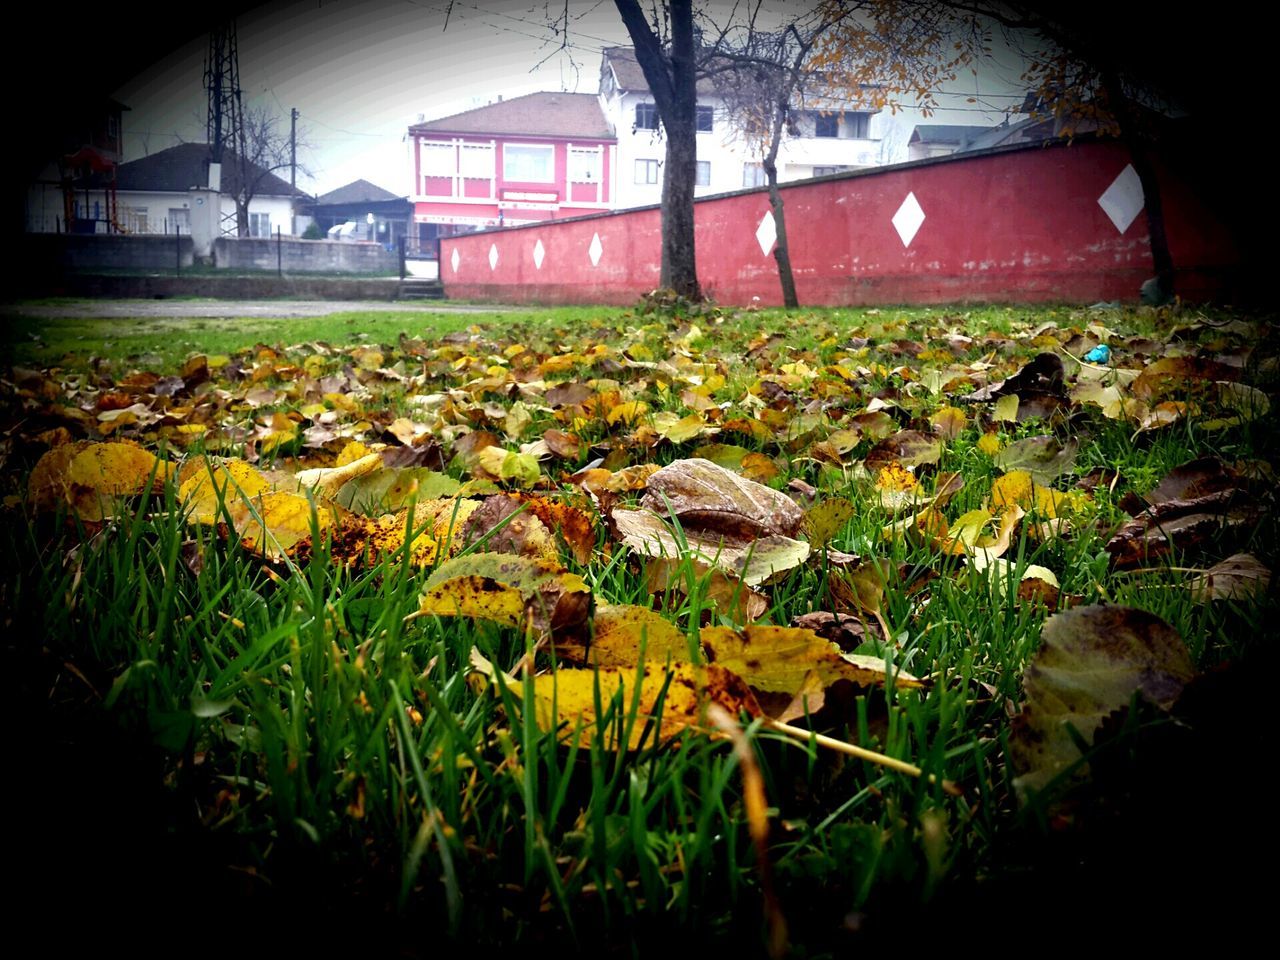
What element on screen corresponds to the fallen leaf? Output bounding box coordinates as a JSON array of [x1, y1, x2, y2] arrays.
[[613, 507, 810, 586], [1188, 553, 1271, 602], [418, 552, 591, 640], [992, 436, 1079, 483], [1009, 605, 1195, 802], [640, 457, 803, 539], [553, 603, 692, 667]]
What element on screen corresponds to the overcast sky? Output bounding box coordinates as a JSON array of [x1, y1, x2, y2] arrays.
[[111, 0, 1034, 197]]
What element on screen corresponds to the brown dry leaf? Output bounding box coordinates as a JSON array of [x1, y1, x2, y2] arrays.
[[640, 457, 803, 539], [553, 603, 692, 667], [1009, 605, 1195, 802], [1129, 356, 1238, 402], [613, 507, 809, 586], [514, 495, 597, 565], [865, 430, 942, 471], [542, 429, 582, 459], [418, 551, 591, 640], [1143, 457, 1239, 507], [1105, 498, 1259, 569], [1188, 553, 1271, 602], [789, 611, 884, 650], [457, 495, 560, 562]]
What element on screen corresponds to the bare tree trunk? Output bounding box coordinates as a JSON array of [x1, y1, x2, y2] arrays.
[[236, 199, 249, 238], [1102, 69, 1174, 303], [763, 163, 798, 308], [615, 0, 702, 301]]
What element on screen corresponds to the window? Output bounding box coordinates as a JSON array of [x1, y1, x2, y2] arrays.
[[569, 147, 601, 182], [422, 142, 455, 177], [635, 102, 659, 130], [503, 143, 554, 182], [635, 159, 660, 184], [848, 112, 871, 139], [168, 207, 190, 232], [814, 112, 839, 138], [127, 207, 148, 233], [742, 163, 766, 188], [695, 161, 711, 186], [460, 143, 495, 178], [250, 212, 271, 237], [696, 105, 713, 132]]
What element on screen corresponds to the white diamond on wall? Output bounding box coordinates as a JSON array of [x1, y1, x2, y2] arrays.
[[1098, 164, 1144, 234], [450, 248, 460, 274], [755, 211, 777, 256], [533, 239, 545, 270], [892, 192, 925, 248], [588, 232, 603, 266], [488, 243, 499, 271]]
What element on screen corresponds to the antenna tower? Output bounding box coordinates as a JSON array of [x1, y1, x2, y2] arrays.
[[203, 19, 248, 227]]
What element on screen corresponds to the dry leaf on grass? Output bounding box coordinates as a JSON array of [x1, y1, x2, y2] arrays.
[[1008, 605, 1195, 803], [417, 552, 591, 640]]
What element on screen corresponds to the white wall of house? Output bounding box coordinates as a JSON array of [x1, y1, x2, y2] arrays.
[[25, 185, 299, 236], [601, 86, 892, 208], [599, 64, 1012, 209]]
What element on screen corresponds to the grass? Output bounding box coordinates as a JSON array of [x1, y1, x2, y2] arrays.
[[3, 298, 1275, 953]]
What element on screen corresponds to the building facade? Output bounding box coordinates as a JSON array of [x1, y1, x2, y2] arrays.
[[598, 47, 888, 209], [407, 92, 616, 247]]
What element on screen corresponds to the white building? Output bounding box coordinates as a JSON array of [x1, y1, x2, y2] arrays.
[[28, 142, 308, 236], [601, 46, 894, 209], [597, 46, 1011, 209]]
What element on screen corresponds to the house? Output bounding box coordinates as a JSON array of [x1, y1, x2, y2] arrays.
[[302, 179, 412, 247], [907, 124, 995, 160], [29, 142, 309, 237], [598, 46, 885, 208], [407, 92, 615, 247]]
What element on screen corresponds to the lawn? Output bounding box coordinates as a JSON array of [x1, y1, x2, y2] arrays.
[[3, 298, 1275, 953]]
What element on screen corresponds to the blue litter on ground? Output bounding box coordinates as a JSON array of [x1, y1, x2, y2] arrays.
[[1084, 344, 1111, 363]]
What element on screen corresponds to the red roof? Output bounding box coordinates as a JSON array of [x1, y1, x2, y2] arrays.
[[408, 92, 613, 140]]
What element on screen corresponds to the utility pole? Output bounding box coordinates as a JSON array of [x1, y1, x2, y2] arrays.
[[290, 107, 298, 236]]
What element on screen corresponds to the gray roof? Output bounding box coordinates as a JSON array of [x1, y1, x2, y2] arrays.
[[909, 125, 994, 148], [408, 92, 613, 140], [112, 142, 307, 197], [602, 46, 721, 96], [315, 179, 402, 204]]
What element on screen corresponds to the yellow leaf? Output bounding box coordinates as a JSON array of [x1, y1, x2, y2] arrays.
[[700, 625, 922, 703], [606, 400, 650, 426], [977, 432, 1002, 456], [418, 552, 591, 639], [553, 603, 692, 667]]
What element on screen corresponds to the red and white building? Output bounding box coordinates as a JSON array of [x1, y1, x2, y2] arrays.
[[407, 92, 615, 249]]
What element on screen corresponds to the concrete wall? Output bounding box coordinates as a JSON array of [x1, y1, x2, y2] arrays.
[[20, 232, 195, 271], [440, 139, 1242, 306], [213, 237, 398, 273], [16, 233, 398, 281], [15, 274, 404, 301]]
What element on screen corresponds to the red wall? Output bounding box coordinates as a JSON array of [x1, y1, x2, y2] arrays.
[[440, 139, 1240, 306]]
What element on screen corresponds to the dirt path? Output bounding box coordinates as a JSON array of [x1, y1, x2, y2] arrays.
[[6, 299, 513, 319]]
